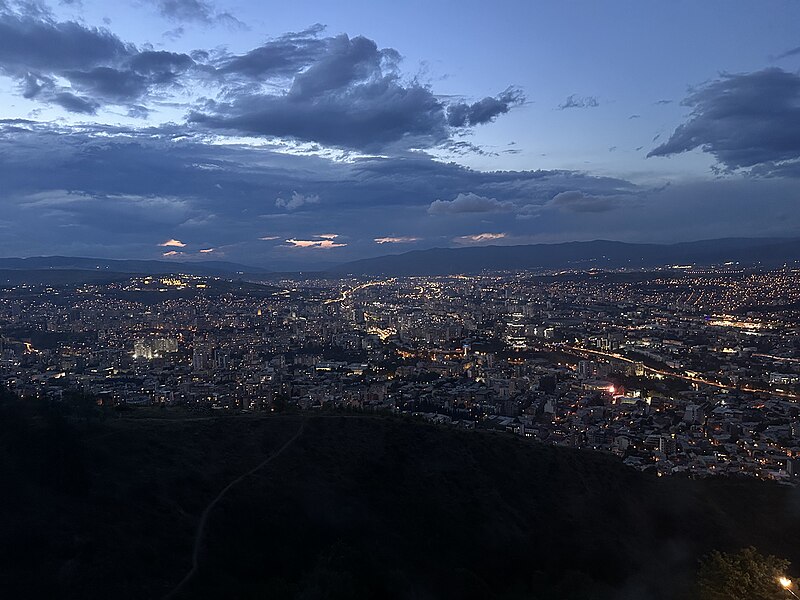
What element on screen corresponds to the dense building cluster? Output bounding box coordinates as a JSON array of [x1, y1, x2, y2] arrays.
[[1, 267, 799, 483]]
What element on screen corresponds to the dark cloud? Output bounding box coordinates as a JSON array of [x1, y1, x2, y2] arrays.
[[0, 11, 130, 72], [20, 71, 51, 98], [0, 8, 194, 112], [0, 123, 797, 267], [547, 190, 621, 213], [189, 79, 448, 151], [146, 0, 243, 27], [428, 193, 511, 215], [51, 91, 99, 113], [446, 87, 524, 127], [163, 27, 184, 41], [130, 50, 194, 80], [191, 31, 522, 151], [214, 26, 327, 79], [152, 0, 215, 22], [776, 45, 800, 60], [127, 105, 150, 119], [288, 33, 398, 98], [190, 33, 451, 151], [558, 94, 599, 110], [64, 66, 148, 102], [0, 123, 646, 266], [441, 140, 494, 157], [0, 10, 519, 149], [648, 68, 800, 174]]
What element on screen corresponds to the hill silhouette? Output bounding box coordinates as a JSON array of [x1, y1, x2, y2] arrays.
[[1, 394, 799, 600], [334, 237, 800, 275]]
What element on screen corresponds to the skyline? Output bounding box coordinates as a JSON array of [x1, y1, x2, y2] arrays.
[[1, 0, 800, 269]]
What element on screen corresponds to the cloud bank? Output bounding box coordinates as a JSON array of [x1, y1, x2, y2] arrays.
[[649, 68, 800, 175]]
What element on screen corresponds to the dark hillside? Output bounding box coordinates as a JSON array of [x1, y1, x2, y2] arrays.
[[1, 398, 798, 599]]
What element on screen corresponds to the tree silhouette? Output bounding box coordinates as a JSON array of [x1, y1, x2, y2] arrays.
[[697, 547, 791, 600]]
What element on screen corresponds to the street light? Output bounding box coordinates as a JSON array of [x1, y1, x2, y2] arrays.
[[779, 576, 800, 599]]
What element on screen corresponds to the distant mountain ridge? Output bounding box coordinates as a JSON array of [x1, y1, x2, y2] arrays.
[[334, 237, 800, 276], [0, 256, 269, 276], [3, 237, 799, 280]]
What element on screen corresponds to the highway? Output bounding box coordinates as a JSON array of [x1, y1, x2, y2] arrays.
[[556, 343, 799, 400]]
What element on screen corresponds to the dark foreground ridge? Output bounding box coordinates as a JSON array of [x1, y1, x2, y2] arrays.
[[2, 399, 800, 600]]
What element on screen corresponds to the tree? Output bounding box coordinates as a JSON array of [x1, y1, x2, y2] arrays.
[[697, 547, 791, 600]]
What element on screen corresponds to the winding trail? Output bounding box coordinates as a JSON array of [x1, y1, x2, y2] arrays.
[[164, 419, 306, 599]]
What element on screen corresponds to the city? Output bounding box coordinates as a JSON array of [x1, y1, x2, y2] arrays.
[[3, 0, 800, 596], [3, 266, 799, 484]]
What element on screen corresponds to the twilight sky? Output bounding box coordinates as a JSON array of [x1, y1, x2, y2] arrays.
[[1, 0, 800, 269]]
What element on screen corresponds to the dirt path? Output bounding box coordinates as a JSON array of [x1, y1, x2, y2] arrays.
[[164, 419, 306, 599]]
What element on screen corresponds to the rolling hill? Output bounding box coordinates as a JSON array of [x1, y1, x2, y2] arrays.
[[333, 237, 800, 276], [2, 395, 799, 600]]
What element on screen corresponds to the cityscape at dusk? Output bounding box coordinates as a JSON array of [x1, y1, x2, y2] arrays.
[[2, 1, 800, 599]]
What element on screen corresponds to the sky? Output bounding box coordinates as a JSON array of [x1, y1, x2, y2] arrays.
[[1, 0, 799, 269]]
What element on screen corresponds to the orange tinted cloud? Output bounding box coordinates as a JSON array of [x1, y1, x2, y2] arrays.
[[159, 239, 186, 248], [285, 238, 347, 248]]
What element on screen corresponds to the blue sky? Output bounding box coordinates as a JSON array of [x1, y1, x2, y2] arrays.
[[1, 0, 799, 269]]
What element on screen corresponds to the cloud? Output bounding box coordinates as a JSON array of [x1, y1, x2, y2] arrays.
[[0, 10, 518, 152], [162, 250, 183, 256], [52, 91, 99, 114], [0, 118, 797, 268], [213, 24, 327, 79], [428, 192, 511, 215], [558, 94, 599, 110], [547, 190, 622, 213], [163, 26, 184, 41], [144, 0, 243, 27], [190, 31, 521, 151], [199, 247, 214, 253], [275, 191, 320, 211], [446, 87, 524, 127], [159, 238, 186, 247], [0, 8, 194, 112], [454, 232, 506, 244], [285, 238, 346, 249], [648, 68, 800, 174], [374, 236, 419, 244], [258, 236, 279, 241], [190, 34, 449, 151], [776, 45, 800, 60], [0, 121, 729, 269], [0, 11, 129, 73]]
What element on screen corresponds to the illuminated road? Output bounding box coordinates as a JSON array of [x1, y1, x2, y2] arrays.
[[556, 344, 800, 400], [753, 353, 800, 364], [323, 279, 394, 305]]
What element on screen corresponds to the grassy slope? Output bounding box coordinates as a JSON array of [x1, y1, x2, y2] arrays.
[[1, 402, 799, 600]]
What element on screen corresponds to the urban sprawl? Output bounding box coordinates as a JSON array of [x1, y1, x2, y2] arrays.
[[2, 267, 800, 483]]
